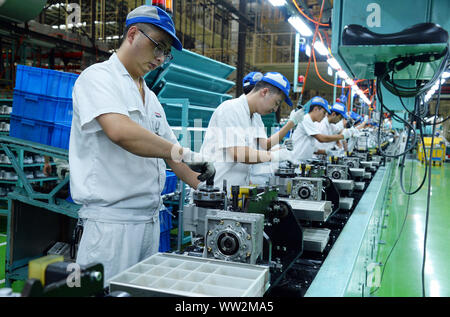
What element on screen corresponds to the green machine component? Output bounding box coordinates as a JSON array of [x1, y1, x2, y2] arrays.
[[144, 49, 236, 150], [144, 49, 235, 128], [0, 0, 47, 23], [331, 0, 450, 112]]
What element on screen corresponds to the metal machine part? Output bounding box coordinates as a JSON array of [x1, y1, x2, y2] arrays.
[[271, 163, 297, 197], [269, 176, 292, 197], [349, 168, 365, 178], [193, 183, 226, 209], [290, 177, 323, 201], [340, 156, 360, 169], [332, 179, 355, 192], [339, 197, 354, 211], [303, 228, 331, 253], [279, 198, 333, 222], [326, 164, 349, 180], [204, 211, 264, 265], [354, 182, 366, 191], [353, 151, 369, 161]]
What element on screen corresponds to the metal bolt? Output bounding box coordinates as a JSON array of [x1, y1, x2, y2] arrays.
[[236, 222, 241, 227], [90, 271, 102, 282], [207, 247, 212, 252], [246, 252, 251, 257], [219, 220, 224, 225], [246, 234, 251, 240], [207, 230, 212, 236]]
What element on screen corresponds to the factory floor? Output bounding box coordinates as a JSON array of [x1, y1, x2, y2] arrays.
[[372, 159, 450, 297]]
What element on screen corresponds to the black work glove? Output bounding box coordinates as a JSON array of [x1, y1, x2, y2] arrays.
[[185, 162, 216, 183]]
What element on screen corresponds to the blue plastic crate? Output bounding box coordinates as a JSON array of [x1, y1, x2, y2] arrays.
[[51, 122, 71, 149], [159, 231, 171, 253], [15, 65, 78, 99], [12, 89, 73, 124], [10, 115, 53, 145], [162, 171, 177, 195], [160, 207, 173, 233], [159, 207, 173, 252]]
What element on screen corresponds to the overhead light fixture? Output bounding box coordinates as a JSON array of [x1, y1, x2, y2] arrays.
[[336, 70, 349, 79], [327, 66, 333, 76], [268, 0, 286, 6], [345, 78, 354, 86], [288, 16, 313, 37], [327, 57, 340, 70], [313, 40, 328, 56], [305, 44, 311, 57]]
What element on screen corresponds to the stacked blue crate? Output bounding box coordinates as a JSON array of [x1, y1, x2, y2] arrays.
[[159, 206, 173, 252], [11, 65, 77, 149]]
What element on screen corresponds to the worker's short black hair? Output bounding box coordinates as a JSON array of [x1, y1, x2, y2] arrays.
[[121, 23, 158, 46], [309, 104, 323, 113], [253, 81, 283, 96], [243, 85, 254, 95]]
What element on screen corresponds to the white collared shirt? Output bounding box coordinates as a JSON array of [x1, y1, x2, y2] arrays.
[[69, 53, 178, 222], [314, 117, 341, 152], [200, 94, 266, 188], [291, 113, 321, 162]]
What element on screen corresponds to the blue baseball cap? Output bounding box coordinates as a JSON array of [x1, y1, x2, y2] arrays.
[[309, 96, 331, 114], [260, 72, 293, 107], [350, 111, 363, 123], [126, 5, 182, 51], [331, 102, 348, 119], [243, 72, 263, 88]]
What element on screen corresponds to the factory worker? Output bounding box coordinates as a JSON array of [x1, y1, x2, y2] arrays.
[[291, 96, 355, 162], [241, 71, 304, 185], [243, 71, 264, 94], [346, 112, 366, 152], [314, 102, 349, 156], [69, 5, 215, 284], [200, 72, 304, 189]]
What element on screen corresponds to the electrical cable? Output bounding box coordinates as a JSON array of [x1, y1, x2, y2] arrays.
[[376, 80, 418, 157], [421, 79, 442, 297], [292, 0, 330, 27], [399, 100, 429, 195]]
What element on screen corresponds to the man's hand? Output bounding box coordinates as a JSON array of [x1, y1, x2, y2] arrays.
[[288, 108, 305, 127], [185, 162, 216, 182], [282, 138, 293, 151], [181, 148, 215, 182], [43, 162, 52, 177], [270, 148, 294, 163], [341, 129, 353, 140]]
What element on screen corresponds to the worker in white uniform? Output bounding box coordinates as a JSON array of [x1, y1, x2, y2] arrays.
[[314, 102, 349, 157], [241, 72, 304, 185], [69, 5, 215, 284], [347, 112, 366, 153], [291, 96, 354, 162], [200, 72, 304, 189]]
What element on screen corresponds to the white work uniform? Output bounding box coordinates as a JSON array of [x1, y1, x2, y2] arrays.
[[291, 113, 321, 163], [314, 117, 341, 153], [69, 53, 179, 284], [200, 94, 266, 189], [249, 114, 275, 185]]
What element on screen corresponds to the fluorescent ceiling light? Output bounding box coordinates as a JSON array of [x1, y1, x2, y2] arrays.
[[345, 78, 354, 86], [327, 57, 340, 70], [314, 40, 328, 56], [327, 66, 333, 76], [442, 71, 450, 79], [268, 0, 286, 6], [337, 70, 348, 79], [288, 16, 313, 37], [305, 44, 311, 57]]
